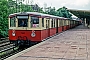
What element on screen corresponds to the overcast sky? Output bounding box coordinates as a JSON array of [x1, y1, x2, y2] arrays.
[[31, 0, 90, 10]]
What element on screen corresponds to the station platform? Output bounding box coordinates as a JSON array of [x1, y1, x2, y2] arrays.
[[6, 25, 90, 60]]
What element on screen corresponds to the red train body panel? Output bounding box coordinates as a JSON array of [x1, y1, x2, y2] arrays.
[[49, 28, 56, 36], [58, 27, 62, 33], [9, 30, 41, 42], [9, 28, 57, 42]]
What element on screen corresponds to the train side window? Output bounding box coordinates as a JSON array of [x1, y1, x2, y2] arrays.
[[31, 16, 39, 28], [10, 17, 16, 27], [42, 18, 44, 27], [59, 20, 62, 26], [51, 19, 53, 28], [63, 20, 64, 26], [53, 19, 55, 28], [64, 20, 66, 25]]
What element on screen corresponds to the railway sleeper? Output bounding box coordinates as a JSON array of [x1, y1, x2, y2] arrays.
[[0, 46, 18, 60], [0, 42, 10, 47], [0, 40, 9, 44], [0, 46, 15, 53], [0, 44, 14, 50], [0, 38, 6, 41]]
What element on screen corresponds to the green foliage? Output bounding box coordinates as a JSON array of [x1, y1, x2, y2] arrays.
[[48, 7, 56, 15], [43, 6, 72, 18], [44, 7, 57, 16], [38, 8, 44, 13], [56, 6, 72, 18], [0, 0, 8, 38], [21, 5, 34, 12]]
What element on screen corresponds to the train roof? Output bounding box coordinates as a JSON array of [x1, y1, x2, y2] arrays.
[[9, 12, 66, 19], [9, 12, 81, 21], [10, 12, 78, 20]]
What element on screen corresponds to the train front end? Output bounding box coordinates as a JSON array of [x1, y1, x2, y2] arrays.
[[9, 12, 45, 46]]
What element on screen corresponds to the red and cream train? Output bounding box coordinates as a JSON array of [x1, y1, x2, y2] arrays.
[[8, 12, 80, 46]]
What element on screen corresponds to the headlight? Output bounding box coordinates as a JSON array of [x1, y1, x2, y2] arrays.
[[12, 33, 15, 36], [31, 32, 36, 37], [12, 29, 15, 36]]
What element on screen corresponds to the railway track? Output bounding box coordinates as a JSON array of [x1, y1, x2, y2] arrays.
[[0, 38, 21, 60], [0, 38, 36, 60]]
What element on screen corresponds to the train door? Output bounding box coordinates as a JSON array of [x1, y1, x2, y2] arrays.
[[46, 19, 50, 37], [56, 19, 58, 33]]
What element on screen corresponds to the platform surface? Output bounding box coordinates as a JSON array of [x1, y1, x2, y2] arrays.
[[7, 25, 90, 60]]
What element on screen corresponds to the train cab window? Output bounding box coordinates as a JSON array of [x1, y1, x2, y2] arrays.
[[18, 19, 28, 27], [10, 17, 16, 27], [17, 16, 28, 27], [31, 16, 39, 28]]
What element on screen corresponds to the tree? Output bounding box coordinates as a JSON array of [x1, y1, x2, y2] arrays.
[[13, 0, 34, 12], [44, 7, 56, 15], [8, 0, 16, 13], [48, 7, 56, 15], [0, 0, 8, 37], [22, 5, 34, 12], [38, 8, 44, 13], [56, 6, 72, 18]]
